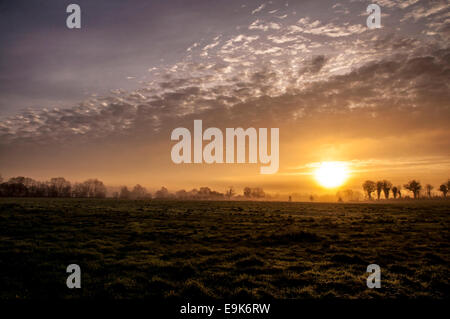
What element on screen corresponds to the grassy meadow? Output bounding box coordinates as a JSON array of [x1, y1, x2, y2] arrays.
[[0, 198, 448, 299]]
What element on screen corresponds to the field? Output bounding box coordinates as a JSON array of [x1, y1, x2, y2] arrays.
[[0, 198, 448, 299]]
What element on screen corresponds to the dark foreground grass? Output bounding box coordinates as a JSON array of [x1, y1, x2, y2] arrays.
[[0, 198, 448, 299]]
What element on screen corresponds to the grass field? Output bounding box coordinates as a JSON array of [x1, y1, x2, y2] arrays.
[[0, 198, 448, 299]]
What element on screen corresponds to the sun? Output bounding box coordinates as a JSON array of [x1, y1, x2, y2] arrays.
[[314, 161, 349, 188]]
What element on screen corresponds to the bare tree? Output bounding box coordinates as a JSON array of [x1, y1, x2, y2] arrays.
[[439, 184, 448, 198], [425, 184, 434, 198], [404, 180, 422, 199], [362, 180, 376, 200], [382, 180, 392, 199], [49, 177, 71, 197]]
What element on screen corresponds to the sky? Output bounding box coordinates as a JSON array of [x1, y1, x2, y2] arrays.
[[0, 0, 449, 196]]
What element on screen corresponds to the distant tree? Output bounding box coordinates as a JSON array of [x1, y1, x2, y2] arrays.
[[175, 189, 188, 200], [376, 181, 384, 200], [309, 195, 314, 202], [382, 180, 392, 199], [155, 186, 169, 199], [0, 174, 3, 183], [72, 182, 89, 197], [49, 177, 71, 197], [243, 187, 252, 198], [84, 179, 106, 198], [392, 186, 399, 199], [119, 186, 131, 199], [225, 186, 235, 199], [447, 179, 450, 192], [404, 180, 422, 199], [131, 184, 149, 199], [439, 184, 448, 198], [425, 184, 434, 198], [362, 180, 376, 200], [251, 187, 265, 198]]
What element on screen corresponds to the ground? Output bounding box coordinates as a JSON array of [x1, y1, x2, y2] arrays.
[[0, 198, 448, 299]]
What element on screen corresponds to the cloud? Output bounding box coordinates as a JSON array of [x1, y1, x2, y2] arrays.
[[252, 4, 266, 15]]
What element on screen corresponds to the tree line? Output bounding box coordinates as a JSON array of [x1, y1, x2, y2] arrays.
[[362, 179, 450, 200], [0, 175, 106, 198], [0, 174, 267, 201]]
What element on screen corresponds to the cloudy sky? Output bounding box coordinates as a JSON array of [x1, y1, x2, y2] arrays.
[[0, 0, 449, 195]]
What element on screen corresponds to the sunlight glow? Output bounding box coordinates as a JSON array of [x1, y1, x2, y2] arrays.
[[314, 161, 349, 188]]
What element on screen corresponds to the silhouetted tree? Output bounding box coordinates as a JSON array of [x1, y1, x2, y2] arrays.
[[225, 186, 235, 199], [49, 177, 71, 197], [243, 187, 252, 198], [362, 180, 376, 199], [376, 181, 383, 200], [251, 187, 265, 198], [72, 182, 89, 197], [175, 189, 188, 199], [404, 180, 422, 199], [392, 186, 399, 199], [439, 184, 448, 198], [119, 186, 131, 199], [382, 180, 392, 199], [131, 184, 149, 199], [425, 184, 434, 198], [155, 186, 169, 199], [84, 179, 106, 198]]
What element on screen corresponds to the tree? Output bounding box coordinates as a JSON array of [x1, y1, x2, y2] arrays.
[[175, 189, 188, 200], [84, 179, 106, 198], [376, 181, 384, 200], [119, 186, 131, 199], [404, 180, 422, 199], [243, 187, 252, 198], [439, 184, 448, 198], [49, 177, 71, 197], [155, 186, 169, 199], [382, 180, 392, 199], [425, 184, 434, 198], [72, 182, 89, 197], [362, 180, 376, 200], [225, 186, 235, 199], [392, 186, 400, 199], [131, 184, 149, 199], [0, 174, 3, 183], [251, 187, 265, 198]]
